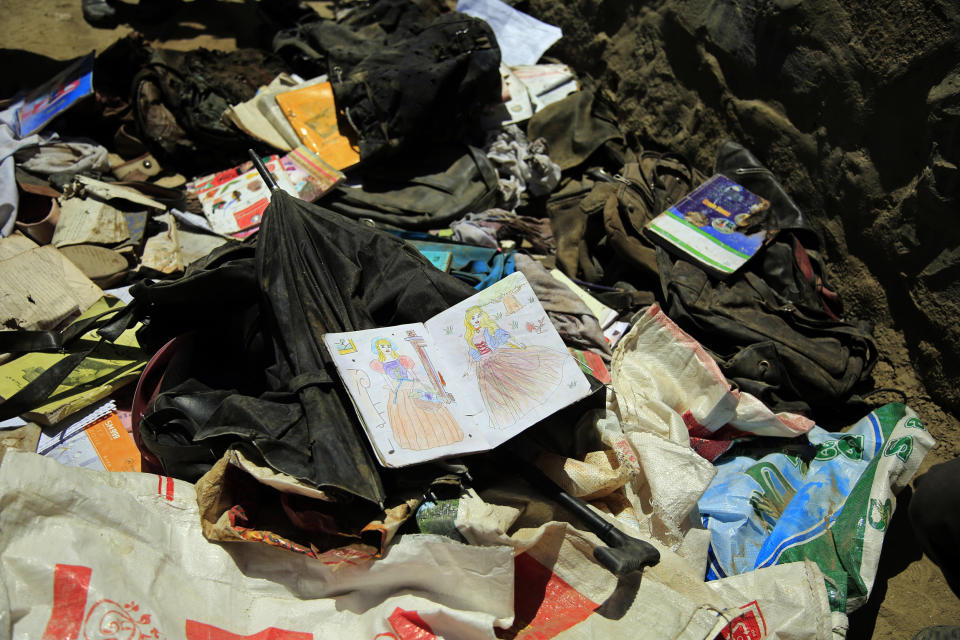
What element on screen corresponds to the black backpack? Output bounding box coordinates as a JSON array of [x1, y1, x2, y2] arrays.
[[658, 142, 878, 415]]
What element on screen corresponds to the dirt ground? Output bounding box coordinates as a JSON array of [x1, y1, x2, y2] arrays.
[[1, 0, 958, 637]]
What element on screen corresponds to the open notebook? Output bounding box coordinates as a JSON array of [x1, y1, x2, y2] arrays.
[[323, 272, 591, 467]]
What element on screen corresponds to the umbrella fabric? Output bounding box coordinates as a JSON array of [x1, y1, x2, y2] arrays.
[[137, 191, 475, 505]]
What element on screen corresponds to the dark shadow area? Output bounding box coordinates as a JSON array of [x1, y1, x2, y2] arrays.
[[847, 487, 923, 640], [594, 570, 644, 620], [0, 50, 77, 101], [103, 0, 264, 49]]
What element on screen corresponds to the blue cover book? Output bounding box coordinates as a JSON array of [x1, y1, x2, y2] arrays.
[[16, 53, 95, 138], [646, 174, 771, 277]]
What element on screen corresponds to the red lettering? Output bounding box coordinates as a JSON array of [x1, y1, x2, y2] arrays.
[[42, 565, 92, 640]]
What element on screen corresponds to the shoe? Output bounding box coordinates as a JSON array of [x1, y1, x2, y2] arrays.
[[82, 0, 117, 27]]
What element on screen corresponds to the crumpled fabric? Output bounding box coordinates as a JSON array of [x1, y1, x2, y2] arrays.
[[514, 254, 610, 362], [14, 139, 109, 175], [485, 124, 560, 210], [450, 208, 555, 253], [602, 304, 815, 547], [0, 100, 41, 236]]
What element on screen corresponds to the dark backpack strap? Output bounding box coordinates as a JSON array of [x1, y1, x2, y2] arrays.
[[0, 303, 140, 421]]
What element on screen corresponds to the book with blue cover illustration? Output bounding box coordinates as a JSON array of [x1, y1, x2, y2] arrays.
[[16, 53, 95, 138], [646, 174, 771, 277]]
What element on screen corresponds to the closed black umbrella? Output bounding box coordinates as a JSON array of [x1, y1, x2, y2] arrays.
[[137, 159, 474, 505]]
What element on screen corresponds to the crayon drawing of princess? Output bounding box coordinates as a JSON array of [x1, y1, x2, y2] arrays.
[[370, 338, 464, 451], [464, 306, 566, 430]]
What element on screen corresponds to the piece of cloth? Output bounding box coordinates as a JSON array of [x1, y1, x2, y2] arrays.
[[0, 100, 44, 237], [909, 457, 960, 598], [484, 124, 560, 209], [607, 304, 816, 546], [700, 403, 935, 613], [514, 254, 610, 361], [450, 208, 554, 253], [14, 139, 109, 175]]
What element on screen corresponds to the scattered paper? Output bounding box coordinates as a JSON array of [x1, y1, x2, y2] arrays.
[[0, 232, 38, 261], [104, 285, 134, 305], [39, 407, 141, 472], [259, 75, 329, 150], [224, 74, 303, 152], [603, 321, 631, 349], [456, 0, 562, 66], [481, 64, 533, 128], [75, 175, 166, 211], [178, 229, 228, 266], [0, 242, 102, 330], [139, 214, 184, 274], [280, 145, 344, 202], [52, 197, 130, 247], [36, 399, 116, 454], [482, 63, 579, 128], [512, 63, 578, 111]]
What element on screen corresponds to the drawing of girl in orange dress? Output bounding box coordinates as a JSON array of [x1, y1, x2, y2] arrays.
[[463, 306, 566, 430], [370, 338, 463, 451]]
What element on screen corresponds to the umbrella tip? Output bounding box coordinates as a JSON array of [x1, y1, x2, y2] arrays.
[[248, 149, 280, 193]]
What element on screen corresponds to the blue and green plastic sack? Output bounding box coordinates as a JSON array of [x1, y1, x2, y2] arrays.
[[699, 403, 935, 613]]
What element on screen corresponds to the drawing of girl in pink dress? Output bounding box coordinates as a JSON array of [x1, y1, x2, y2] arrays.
[[370, 338, 463, 451], [463, 306, 566, 430]]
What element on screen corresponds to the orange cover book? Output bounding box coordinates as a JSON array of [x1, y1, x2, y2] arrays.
[[84, 413, 142, 472], [275, 82, 360, 171]]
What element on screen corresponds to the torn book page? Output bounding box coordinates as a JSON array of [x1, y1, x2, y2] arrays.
[[0, 243, 102, 330], [52, 197, 130, 247], [456, 0, 562, 66]]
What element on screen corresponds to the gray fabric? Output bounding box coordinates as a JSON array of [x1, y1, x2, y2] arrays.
[[450, 208, 555, 253], [484, 124, 560, 210], [514, 254, 611, 362], [0, 101, 44, 237], [14, 139, 110, 175]]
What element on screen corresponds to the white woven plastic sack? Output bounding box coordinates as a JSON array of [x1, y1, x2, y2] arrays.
[[0, 451, 515, 640], [0, 451, 835, 640]]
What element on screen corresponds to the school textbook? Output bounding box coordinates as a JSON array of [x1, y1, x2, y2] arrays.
[[323, 272, 592, 467], [645, 174, 771, 277]]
